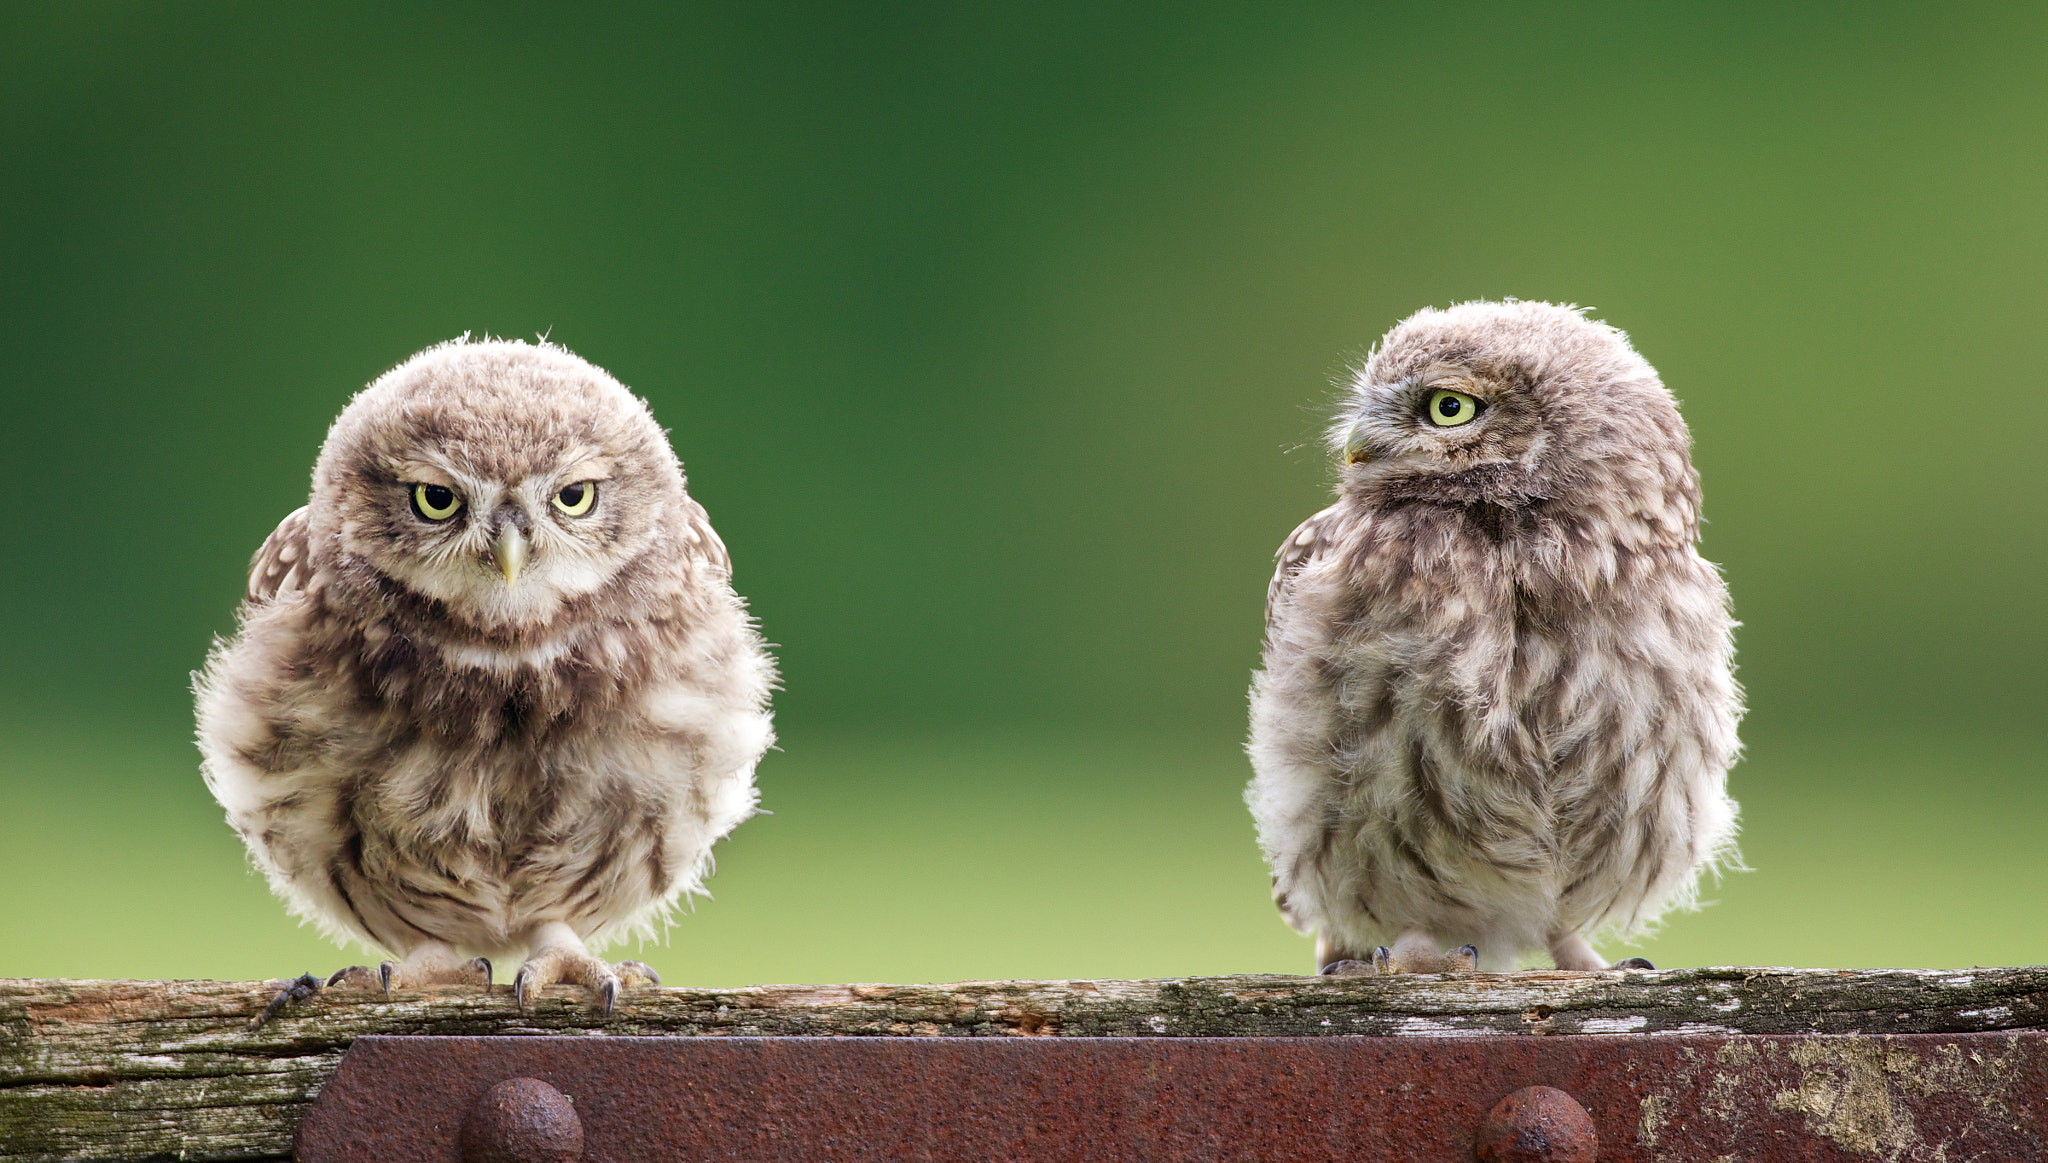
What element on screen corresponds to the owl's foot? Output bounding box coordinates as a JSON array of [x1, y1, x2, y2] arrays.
[[1317, 932, 1479, 975], [326, 941, 493, 995], [1550, 932, 1654, 971], [1366, 930, 1480, 974], [511, 921, 660, 1015], [1368, 942, 1482, 974], [325, 964, 383, 991]]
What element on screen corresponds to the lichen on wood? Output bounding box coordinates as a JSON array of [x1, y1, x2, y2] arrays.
[[3, 967, 2045, 1162]]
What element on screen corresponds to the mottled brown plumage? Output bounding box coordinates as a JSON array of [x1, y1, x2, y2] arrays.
[[197, 338, 774, 1011], [1247, 301, 1740, 974]]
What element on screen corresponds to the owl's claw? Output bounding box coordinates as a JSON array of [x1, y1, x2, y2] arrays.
[[1612, 956, 1656, 970], [1319, 959, 1376, 977], [326, 945, 491, 996], [509, 962, 560, 1012], [326, 964, 384, 991], [1318, 939, 1474, 976], [252, 955, 477, 1027], [511, 925, 660, 1015], [615, 960, 661, 987], [1373, 933, 1480, 974], [514, 957, 654, 1015], [249, 972, 323, 1030]]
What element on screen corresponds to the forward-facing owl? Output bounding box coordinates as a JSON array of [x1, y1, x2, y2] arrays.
[[1247, 301, 1740, 974], [196, 338, 774, 1014]]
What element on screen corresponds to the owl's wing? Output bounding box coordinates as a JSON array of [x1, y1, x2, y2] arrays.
[[1266, 503, 1344, 631], [246, 506, 313, 605], [680, 497, 733, 575]]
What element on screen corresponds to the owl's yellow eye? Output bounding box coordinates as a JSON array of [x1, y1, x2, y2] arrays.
[[553, 481, 597, 517], [1426, 389, 1481, 428], [410, 483, 463, 521]]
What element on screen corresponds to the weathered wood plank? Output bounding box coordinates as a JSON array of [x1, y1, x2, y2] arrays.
[[3, 967, 2045, 1161]]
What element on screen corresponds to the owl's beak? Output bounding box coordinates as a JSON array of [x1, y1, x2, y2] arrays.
[[1342, 421, 1374, 465], [489, 527, 529, 587]]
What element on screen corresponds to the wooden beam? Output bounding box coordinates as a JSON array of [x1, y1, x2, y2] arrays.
[[4, 967, 2045, 1161]]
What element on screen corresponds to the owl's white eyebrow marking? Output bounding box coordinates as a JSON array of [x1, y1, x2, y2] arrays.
[[554, 452, 615, 482], [1414, 365, 1486, 393], [393, 459, 459, 487]]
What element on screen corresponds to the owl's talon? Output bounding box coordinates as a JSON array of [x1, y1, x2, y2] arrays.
[[510, 923, 658, 1014], [249, 972, 322, 1029], [1365, 935, 1479, 974], [1612, 956, 1656, 970], [326, 964, 383, 991], [1319, 959, 1375, 977], [332, 944, 495, 996], [615, 959, 661, 987]]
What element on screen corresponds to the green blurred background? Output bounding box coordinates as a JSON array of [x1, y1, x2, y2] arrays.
[[3, 3, 2044, 984]]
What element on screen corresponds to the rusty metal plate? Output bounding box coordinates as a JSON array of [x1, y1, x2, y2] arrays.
[[296, 1033, 2048, 1162]]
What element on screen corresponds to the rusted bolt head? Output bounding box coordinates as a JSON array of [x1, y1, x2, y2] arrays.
[[1474, 1085, 1597, 1162], [460, 1077, 583, 1163]]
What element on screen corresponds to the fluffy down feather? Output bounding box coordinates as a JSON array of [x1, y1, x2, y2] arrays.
[[1247, 301, 1740, 973], [196, 338, 774, 985]]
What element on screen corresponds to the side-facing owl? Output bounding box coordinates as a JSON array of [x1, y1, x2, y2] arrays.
[[196, 338, 774, 1013], [1247, 301, 1740, 974]]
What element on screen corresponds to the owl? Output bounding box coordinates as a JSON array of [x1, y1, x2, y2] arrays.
[[196, 338, 775, 1015], [1247, 300, 1740, 975]]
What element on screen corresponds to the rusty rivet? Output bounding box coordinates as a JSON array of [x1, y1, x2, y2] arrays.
[[1474, 1085, 1597, 1163], [460, 1077, 583, 1163]]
